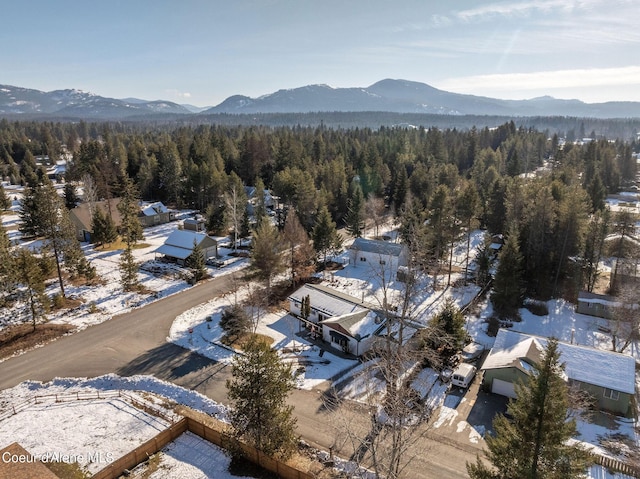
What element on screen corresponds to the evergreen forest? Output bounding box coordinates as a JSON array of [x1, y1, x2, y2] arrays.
[[1, 118, 638, 307]]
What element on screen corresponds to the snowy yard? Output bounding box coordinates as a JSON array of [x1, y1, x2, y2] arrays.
[[1, 195, 638, 479]]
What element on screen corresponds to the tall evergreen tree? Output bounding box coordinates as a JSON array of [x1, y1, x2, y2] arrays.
[[186, 239, 207, 284], [467, 339, 591, 479], [282, 212, 315, 285], [34, 180, 87, 297], [91, 207, 118, 246], [226, 337, 298, 459], [0, 224, 15, 301], [63, 183, 79, 210], [13, 248, 49, 331], [117, 177, 143, 292], [491, 228, 524, 319], [0, 183, 10, 210], [312, 204, 341, 265], [250, 221, 284, 294], [344, 179, 365, 238]]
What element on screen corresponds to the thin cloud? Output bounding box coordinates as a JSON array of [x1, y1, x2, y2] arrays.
[[439, 66, 640, 94], [165, 89, 191, 99]]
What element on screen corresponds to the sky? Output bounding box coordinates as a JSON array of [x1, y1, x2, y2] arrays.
[[2, 0, 639, 107]]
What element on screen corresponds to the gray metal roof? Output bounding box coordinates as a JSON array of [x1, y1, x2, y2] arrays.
[[289, 284, 368, 318], [349, 237, 404, 256]]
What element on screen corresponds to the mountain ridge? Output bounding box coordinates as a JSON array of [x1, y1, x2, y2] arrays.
[[1, 80, 639, 119]]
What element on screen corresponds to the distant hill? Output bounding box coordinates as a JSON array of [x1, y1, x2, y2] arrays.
[[0, 85, 190, 118], [205, 79, 640, 118], [1, 80, 639, 120]]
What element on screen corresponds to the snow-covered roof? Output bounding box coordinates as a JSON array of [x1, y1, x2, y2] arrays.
[[288, 284, 367, 318], [349, 237, 404, 257], [321, 310, 382, 340], [483, 329, 636, 395], [140, 201, 169, 216], [153, 230, 217, 259]]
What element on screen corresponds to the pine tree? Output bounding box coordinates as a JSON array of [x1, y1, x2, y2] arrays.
[[0, 183, 10, 210], [250, 221, 284, 293], [119, 246, 139, 292], [206, 202, 227, 235], [312, 204, 341, 265], [429, 297, 467, 357], [33, 180, 87, 297], [344, 179, 365, 237], [226, 336, 298, 459], [13, 248, 49, 331], [117, 177, 143, 291], [219, 304, 251, 342], [186, 239, 207, 284], [117, 177, 144, 248], [63, 183, 79, 210], [91, 207, 118, 246], [491, 227, 524, 319], [467, 339, 591, 479], [282, 212, 315, 285], [0, 224, 16, 300]]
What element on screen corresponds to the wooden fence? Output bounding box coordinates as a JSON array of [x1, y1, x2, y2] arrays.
[[0, 390, 178, 425], [92, 414, 315, 479]]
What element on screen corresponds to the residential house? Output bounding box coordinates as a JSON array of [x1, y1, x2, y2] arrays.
[[482, 329, 636, 415], [69, 198, 122, 242], [245, 185, 276, 215], [348, 237, 408, 274], [154, 229, 218, 265], [139, 201, 175, 227], [288, 283, 384, 357], [576, 291, 628, 320]]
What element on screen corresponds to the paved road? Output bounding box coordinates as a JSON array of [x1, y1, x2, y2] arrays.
[[0, 273, 481, 478]]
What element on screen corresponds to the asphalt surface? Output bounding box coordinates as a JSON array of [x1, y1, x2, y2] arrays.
[[0, 272, 483, 478]]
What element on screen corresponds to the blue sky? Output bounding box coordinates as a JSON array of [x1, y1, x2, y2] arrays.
[[2, 0, 639, 107]]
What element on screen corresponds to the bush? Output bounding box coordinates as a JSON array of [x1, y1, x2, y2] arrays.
[[220, 304, 251, 341], [523, 299, 549, 316]]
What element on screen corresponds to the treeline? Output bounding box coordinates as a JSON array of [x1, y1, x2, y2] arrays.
[[0, 119, 637, 304]]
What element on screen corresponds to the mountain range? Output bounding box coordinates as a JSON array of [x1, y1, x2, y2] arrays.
[[1, 79, 639, 119]]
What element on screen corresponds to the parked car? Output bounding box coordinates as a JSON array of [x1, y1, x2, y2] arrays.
[[460, 341, 484, 363], [451, 363, 477, 389], [206, 257, 228, 268]]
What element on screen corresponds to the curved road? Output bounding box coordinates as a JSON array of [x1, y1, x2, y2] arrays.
[[0, 273, 479, 478]]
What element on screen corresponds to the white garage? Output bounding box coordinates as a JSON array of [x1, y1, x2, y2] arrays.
[[491, 378, 516, 398]]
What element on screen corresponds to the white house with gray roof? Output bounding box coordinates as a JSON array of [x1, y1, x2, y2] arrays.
[[288, 283, 384, 356], [348, 237, 408, 274], [482, 329, 636, 416]]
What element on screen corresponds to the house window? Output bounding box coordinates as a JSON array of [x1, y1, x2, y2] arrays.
[[603, 388, 619, 400], [360, 257, 367, 262]]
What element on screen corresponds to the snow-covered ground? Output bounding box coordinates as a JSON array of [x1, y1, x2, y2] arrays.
[[1, 199, 638, 478], [0, 210, 248, 338]]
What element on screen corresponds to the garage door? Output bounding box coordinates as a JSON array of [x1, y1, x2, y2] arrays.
[[492, 379, 516, 398]]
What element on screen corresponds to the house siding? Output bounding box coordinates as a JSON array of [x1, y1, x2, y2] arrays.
[[485, 368, 632, 416]]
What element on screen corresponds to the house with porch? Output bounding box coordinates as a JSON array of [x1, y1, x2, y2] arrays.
[[481, 329, 636, 416], [288, 283, 384, 357]]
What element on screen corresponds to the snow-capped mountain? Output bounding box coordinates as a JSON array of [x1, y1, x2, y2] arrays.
[[0, 85, 190, 118]]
